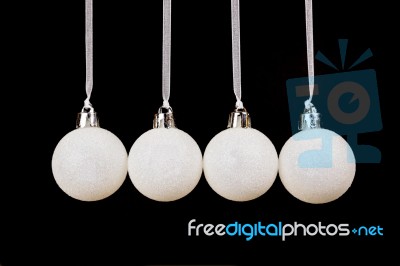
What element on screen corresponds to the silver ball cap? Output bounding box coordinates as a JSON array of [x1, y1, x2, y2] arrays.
[[153, 106, 176, 129], [76, 105, 99, 128], [298, 103, 321, 131], [227, 107, 252, 128]]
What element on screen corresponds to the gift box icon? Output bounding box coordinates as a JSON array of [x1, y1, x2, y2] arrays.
[[286, 39, 382, 163]]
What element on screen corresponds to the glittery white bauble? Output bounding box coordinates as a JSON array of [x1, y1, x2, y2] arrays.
[[203, 128, 278, 202], [279, 128, 356, 204], [128, 128, 203, 202], [52, 127, 128, 201]]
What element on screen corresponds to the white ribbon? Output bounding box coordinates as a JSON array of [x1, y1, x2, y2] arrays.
[[162, 0, 172, 108], [305, 0, 314, 108], [84, 0, 93, 108], [231, 0, 243, 109]]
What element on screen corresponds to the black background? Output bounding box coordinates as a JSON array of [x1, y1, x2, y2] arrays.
[[1, 1, 393, 265]]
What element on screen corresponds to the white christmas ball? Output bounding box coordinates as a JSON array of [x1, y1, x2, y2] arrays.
[[128, 128, 203, 202], [279, 128, 356, 204], [52, 127, 128, 201], [203, 128, 278, 202]]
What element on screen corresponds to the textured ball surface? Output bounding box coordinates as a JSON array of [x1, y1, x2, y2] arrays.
[[52, 127, 128, 201], [203, 128, 278, 201], [279, 128, 356, 204], [128, 128, 203, 202]]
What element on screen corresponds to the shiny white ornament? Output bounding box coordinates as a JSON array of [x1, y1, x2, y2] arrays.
[[52, 127, 128, 201], [52, 0, 129, 202], [279, 128, 356, 204], [203, 109, 278, 202], [128, 127, 203, 202]]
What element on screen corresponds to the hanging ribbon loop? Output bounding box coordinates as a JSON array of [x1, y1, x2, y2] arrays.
[[231, 0, 243, 108], [162, 0, 172, 108], [305, 0, 314, 108], [84, 0, 93, 108]]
